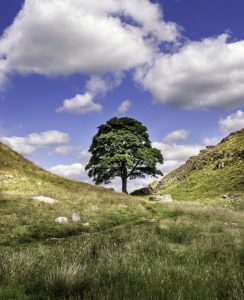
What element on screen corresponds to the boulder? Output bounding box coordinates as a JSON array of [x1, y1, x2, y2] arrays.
[[55, 217, 68, 223], [32, 196, 58, 204], [149, 195, 173, 203], [131, 186, 153, 196], [72, 213, 81, 222]]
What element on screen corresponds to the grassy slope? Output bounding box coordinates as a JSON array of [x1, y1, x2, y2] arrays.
[[0, 142, 244, 299], [156, 129, 244, 204]]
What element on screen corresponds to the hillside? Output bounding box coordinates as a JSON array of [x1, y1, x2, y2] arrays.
[[0, 141, 244, 299], [155, 129, 244, 202]]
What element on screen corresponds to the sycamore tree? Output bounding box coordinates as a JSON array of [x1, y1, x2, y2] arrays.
[[85, 117, 163, 194]]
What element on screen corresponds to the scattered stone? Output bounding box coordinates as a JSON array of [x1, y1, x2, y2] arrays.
[[82, 222, 90, 227], [4, 174, 13, 179], [149, 195, 173, 203], [55, 217, 68, 223], [32, 196, 58, 204], [214, 161, 225, 170], [222, 195, 241, 202], [72, 213, 81, 222], [118, 204, 128, 209], [229, 195, 241, 202]]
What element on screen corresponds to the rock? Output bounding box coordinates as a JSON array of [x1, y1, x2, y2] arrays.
[[222, 195, 241, 202], [32, 196, 58, 204], [82, 222, 90, 227], [214, 161, 225, 170], [72, 213, 81, 222], [131, 186, 154, 196], [229, 195, 241, 202], [55, 217, 68, 223], [118, 204, 128, 209], [149, 195, 173, 203]]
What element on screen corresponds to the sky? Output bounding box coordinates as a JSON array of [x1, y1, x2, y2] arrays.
[[0, 0, 244, 192]]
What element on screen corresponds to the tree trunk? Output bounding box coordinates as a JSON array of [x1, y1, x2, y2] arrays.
[[122, 176, 128, 194]]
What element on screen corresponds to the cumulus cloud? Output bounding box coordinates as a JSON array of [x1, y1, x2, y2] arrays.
[[203, 137, 220, 146], [0, 136, 36, 155], [0, 130, 70, 155], [86, 72, 123, 96], [219, 110, 244, 134], [152, 141, 203, 174], [136, 34, 244, 109], [57, 93, 102, 114], [118, 100, 132, 114], [78, 150, 91, 162], [50, 163, 91, 182], [54, 145, 73, 155], [0, 0, 179, 86], [58, 72, 123, 114], [27, 130, 69, 146], [163, 129, 189, 144]]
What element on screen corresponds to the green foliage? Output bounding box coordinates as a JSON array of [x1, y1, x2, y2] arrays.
[[86, 117, 163, 193]]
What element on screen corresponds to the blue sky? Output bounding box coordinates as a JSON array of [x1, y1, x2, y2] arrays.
[[0, 0, 243, 192]]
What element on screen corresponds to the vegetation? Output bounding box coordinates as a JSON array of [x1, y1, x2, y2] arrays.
[[86, 117, 163, 194], [0, 136, 243, 299], [155, 129, 244, 204]]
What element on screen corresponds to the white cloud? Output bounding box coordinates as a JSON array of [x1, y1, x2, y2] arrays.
[[163, 129, 189, 144], [0, 0, 179, 86], [219, 110, 244, 134], [27, 130, 69, 146], [0, 130, 70, 155], [78, 150, 91, 162], [58, 72, 123, 114], [136, 34, 244, 109], [57, 93, 102, 114], [54, 145, 73, 155], [152, 141, 203, 174], [203, 137, 220, 146], [86, 72, 123, 96], [0, 136, 36, 155], [50, 163, 91, 182], [118, 100, 132, 114]]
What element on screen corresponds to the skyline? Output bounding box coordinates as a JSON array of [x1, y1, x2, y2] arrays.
[[0, 0, 244, 192]]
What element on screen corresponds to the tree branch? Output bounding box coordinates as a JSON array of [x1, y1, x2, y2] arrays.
[[127, 161, 140, 178]]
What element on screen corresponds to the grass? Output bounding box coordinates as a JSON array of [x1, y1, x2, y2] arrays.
[[0, 196, 244, 299], [0, 141, 244, 299], [155, 129, 244, 207]]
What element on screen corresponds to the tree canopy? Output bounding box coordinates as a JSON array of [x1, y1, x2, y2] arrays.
[[85, 117, 163, 194]]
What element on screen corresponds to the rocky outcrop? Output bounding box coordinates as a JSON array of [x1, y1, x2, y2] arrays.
[[131, 186, 154, 196]]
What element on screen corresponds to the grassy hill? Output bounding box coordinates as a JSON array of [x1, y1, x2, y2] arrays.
[[155, 129, 244, 206], [0, 141, 244, 299]]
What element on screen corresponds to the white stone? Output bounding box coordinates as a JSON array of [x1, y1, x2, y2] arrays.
[[118, 205, 128, 209], [32, 196, 58, 204], [149, 195, 173, 202], [82, 222, 90, 227], [72, 213, 81, 222], [55, 217, 68, 223]]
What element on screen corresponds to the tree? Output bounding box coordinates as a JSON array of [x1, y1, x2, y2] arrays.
[[85, 117, 163, 194]]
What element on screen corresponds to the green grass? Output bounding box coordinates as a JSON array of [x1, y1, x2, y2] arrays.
[[0, 193, 244, 299], [155, 129, 244, 206], [0, 141, 244, 299]]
